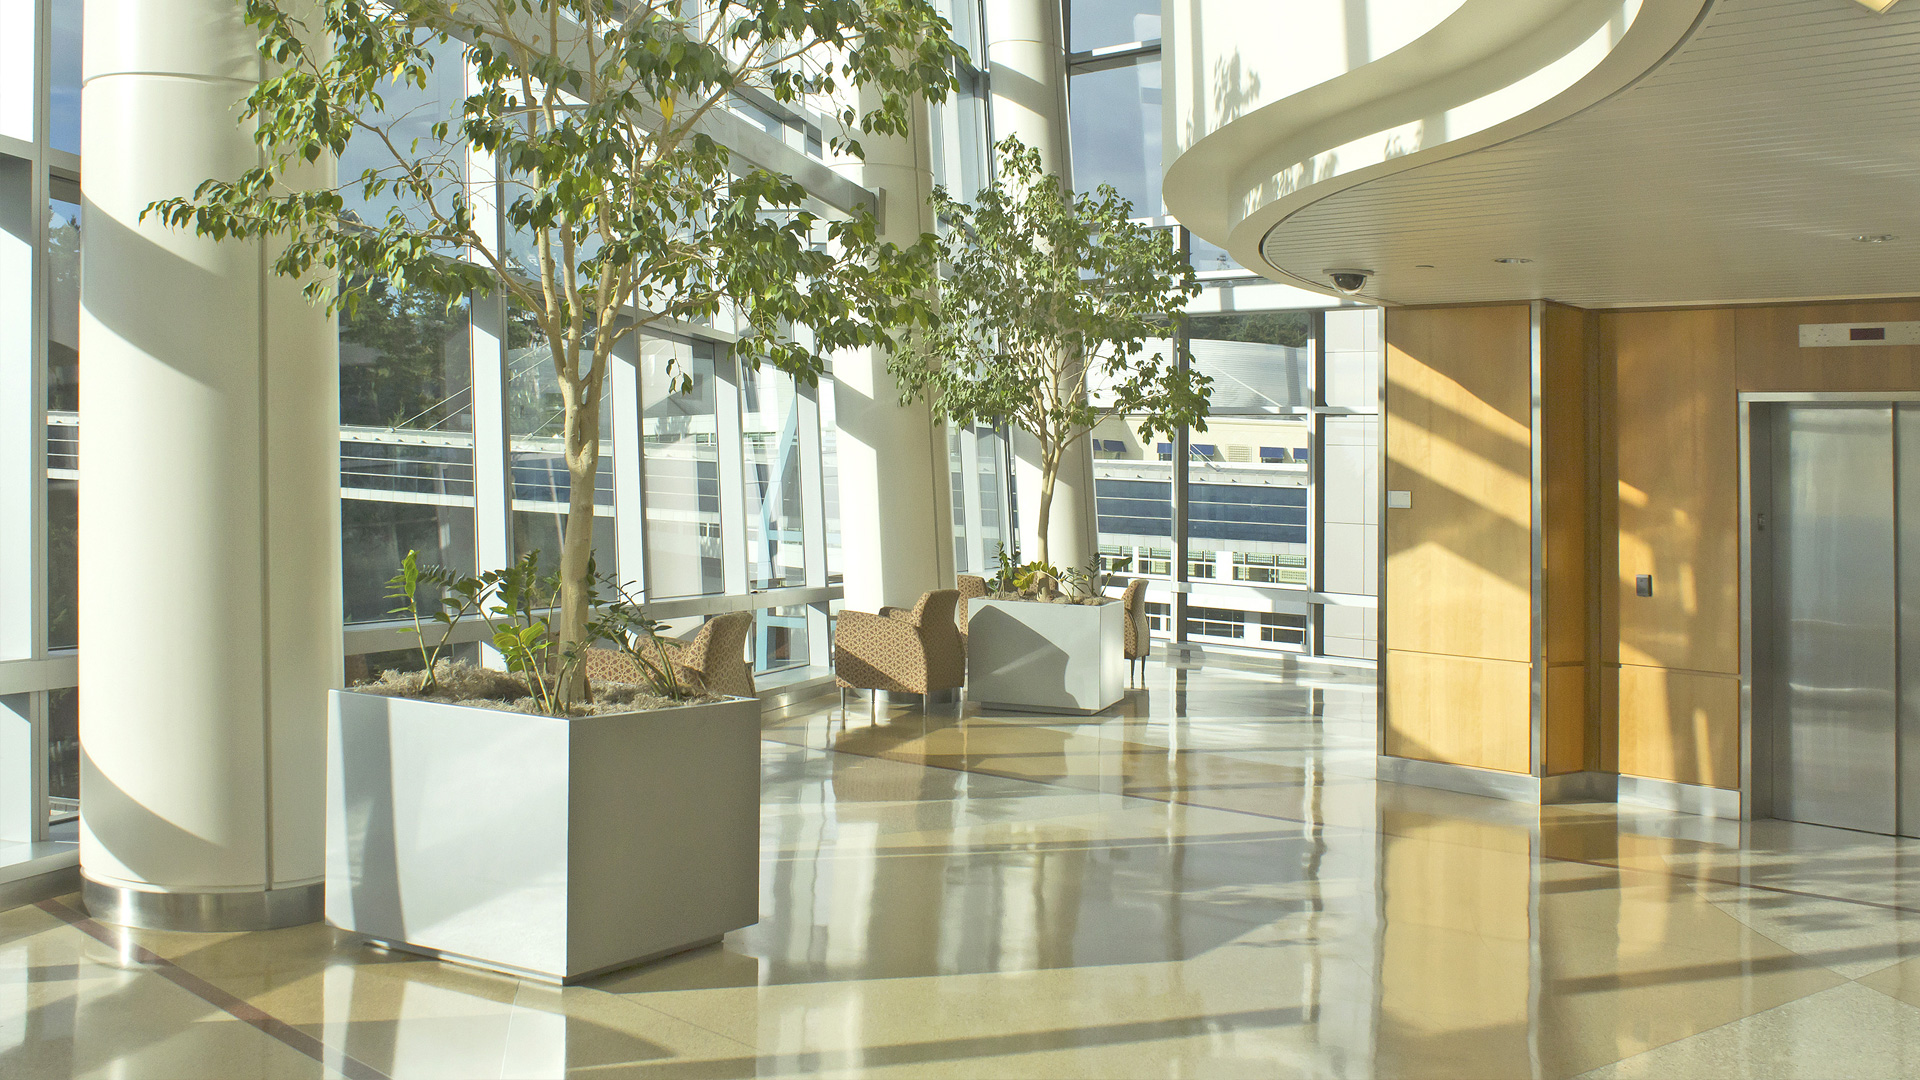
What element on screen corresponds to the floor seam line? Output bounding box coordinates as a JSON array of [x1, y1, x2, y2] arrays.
[[33, 898, 393, 1080]]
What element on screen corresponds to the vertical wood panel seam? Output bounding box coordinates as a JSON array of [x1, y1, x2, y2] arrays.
[[1529, 301, 1546, 778]]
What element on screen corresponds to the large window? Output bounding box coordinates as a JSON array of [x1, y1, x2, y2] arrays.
[[505, 299, 618, 576], [740, 364, 806, 590], [329, 41, 895, 681], [336, 43, 483, 625], [1089, 309, 1379, 659], [3, 0, 84, 848], [1066, 2, 1163, 217], [949, 421, 1012, 575], [45, 196, 78, 650], [1067, 59, 1163, 217], [1066, 0, 1159, 52], [1067, 4, 1379, 661], [1076, 285, 1380, 663], [642, 338, 724, 598], [337, 280, 479, 624]]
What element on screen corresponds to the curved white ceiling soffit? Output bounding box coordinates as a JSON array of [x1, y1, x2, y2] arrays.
[[1162, 0, 1713, 302], [1259, 0, 1920, 307]]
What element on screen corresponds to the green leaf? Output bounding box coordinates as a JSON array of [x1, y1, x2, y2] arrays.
[[149, 0, 965, 705]]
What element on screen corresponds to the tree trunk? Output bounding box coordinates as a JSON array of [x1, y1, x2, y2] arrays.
[[558, 403, 599, 704], [1035, 445, 1055, 568]]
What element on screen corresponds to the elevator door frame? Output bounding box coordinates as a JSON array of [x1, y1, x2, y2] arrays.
[[1740, 392, 1920, 826]]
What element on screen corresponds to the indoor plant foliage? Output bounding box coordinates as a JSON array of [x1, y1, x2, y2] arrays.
[[985, 544, 1128, 605], [893, 135, 1208, 566], [146, 0, 963, 703], [376, 548, 704, 715]]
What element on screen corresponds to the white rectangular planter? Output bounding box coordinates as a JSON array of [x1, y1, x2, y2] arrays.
[[325, 689, 761, 984], [966, 598, 1125, 714]]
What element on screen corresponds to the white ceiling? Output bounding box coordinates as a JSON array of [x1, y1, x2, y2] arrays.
[[1258, 0, 1920, 307]]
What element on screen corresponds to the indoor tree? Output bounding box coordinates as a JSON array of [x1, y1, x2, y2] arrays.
[[891, 136, 1208, 567], [147, 0, 962, 701]]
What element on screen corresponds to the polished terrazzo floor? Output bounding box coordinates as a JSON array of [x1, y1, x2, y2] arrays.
[[9, 655, 1920, 1077]]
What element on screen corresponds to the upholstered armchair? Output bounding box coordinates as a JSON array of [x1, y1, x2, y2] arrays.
[[835, 589, 965, 719], [583, 609, 756, 698], [955, 574, 988, 651], [1121, 578, 1151, 687]]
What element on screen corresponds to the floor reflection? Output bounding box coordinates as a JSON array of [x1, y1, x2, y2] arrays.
[[10, 655, 1920, 1077]]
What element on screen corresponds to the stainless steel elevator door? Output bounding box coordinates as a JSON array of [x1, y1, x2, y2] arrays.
[[1898, 406, 1920, 836], [1771, 404, 1898, 835]]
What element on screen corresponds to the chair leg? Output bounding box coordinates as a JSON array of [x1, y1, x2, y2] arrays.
[[870, 691, 878, 725]]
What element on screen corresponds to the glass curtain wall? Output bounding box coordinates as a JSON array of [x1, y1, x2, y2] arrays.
[[334, 36, 479, 675], [641, 337, 724, 598], [0, 0, 999, 858], [930, 0, 1015, 578], [2, 0, 84, 843], [504, 297, 618, 576], [1067, 2, 1380, 661]]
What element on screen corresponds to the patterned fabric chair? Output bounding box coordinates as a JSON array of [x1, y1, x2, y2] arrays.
[[1121, 578, 1151, 687], [955, 574, 988, 652], [583, 609, 756, 698], [835, 589, 964, 719]]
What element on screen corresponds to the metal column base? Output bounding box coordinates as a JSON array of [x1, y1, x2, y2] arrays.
[[82, 877, 323, 932]]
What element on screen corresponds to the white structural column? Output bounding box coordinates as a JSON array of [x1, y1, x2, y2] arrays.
[[830, 95, 953, 612], [985, 0, 1097, 570], [77, 0, 340, 929]]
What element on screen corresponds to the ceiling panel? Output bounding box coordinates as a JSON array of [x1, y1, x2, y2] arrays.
[[1259, 0, 1920, 306]]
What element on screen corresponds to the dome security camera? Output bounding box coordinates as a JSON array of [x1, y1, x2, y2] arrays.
[[1324, 268, 1374, 295]]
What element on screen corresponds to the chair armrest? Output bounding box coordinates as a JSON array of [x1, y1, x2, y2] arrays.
[[670, 620, 715, 667]]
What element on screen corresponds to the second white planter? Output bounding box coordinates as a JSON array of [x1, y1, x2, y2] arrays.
[[966, 597, 1125, 714]]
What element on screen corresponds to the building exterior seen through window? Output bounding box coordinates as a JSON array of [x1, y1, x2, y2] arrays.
[[3, 0, 85, 835], [1067, 0, 1380, 660]]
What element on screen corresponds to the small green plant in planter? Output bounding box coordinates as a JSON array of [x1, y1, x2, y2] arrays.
[[1062, 552, 1133, 603], [985, 544, 1127, 606], [586, 578, 688, 702], [378, 549, 701, 715]]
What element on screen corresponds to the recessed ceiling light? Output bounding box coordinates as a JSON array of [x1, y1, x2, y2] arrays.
[[1855, 0, 1901, 13], [1855, 234, 1898, 243], [1493, 257, 1533, 264]]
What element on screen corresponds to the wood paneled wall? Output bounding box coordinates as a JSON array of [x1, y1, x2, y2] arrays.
[[1385, 306, 1533, 774], [1606, 300, 1920, 790], [1386, 298, 1920, 791], [1609, 308, 1740, 787]]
